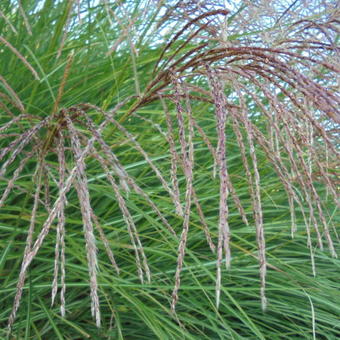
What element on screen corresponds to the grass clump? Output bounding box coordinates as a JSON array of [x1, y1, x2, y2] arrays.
[[0, 0, 339, 338]]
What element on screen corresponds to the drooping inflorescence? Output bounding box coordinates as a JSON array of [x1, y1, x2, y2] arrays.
[[1, 4, 339, 333]]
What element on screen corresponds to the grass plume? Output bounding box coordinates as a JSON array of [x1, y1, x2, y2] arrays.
[[0, 1, 339, 338]]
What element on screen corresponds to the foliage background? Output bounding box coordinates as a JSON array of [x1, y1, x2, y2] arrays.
[[0, 0, 339, 339]]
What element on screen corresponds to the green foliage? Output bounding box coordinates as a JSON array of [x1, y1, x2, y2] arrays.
[[0, 0, 339, 339]]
